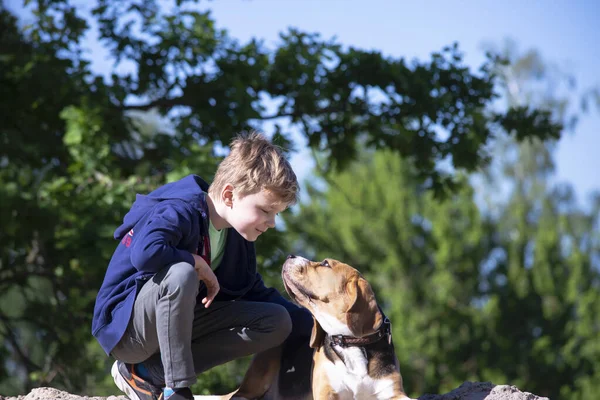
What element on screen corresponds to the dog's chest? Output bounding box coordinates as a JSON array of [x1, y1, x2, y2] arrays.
[[323, 347, 396, 400]]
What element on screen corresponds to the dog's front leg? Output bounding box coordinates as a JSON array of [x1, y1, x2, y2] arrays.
[[230, 345, 282, 400], [311, 359, 342, 400], [312, 384, 340, 400]]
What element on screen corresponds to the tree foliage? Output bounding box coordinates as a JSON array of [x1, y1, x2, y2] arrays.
[[282, 43, 600, 399]]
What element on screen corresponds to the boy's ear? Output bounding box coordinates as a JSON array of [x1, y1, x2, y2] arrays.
[[222, 184, 234, 207]]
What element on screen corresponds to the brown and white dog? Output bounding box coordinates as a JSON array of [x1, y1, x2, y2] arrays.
[[195, 255, 412, 400]]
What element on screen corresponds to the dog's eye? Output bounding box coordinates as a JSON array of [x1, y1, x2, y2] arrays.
[[320, 260, 330, 268]]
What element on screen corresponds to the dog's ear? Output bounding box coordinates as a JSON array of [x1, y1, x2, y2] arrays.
[[345, 275, 382, 337], [309, 316, 325, 348]]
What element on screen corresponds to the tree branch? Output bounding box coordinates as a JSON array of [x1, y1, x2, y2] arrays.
[[119, 98, 338, 122], [121, 97, 297, 120]]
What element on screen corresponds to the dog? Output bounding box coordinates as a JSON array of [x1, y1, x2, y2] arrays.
[[195, 255, 412, 400]]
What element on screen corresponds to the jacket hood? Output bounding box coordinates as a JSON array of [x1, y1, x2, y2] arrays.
[[114, 175, 209, 240]]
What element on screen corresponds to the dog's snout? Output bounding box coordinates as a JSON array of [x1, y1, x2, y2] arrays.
[[283, 255, 309, 274]]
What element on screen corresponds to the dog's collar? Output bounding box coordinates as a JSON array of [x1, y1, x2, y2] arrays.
[[329, 314, 392, 348]]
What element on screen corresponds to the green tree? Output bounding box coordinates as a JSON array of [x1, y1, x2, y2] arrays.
[[474, 137, 600, 399], [283, 44, 600, 399], [1, 0, 564, 395], [475, 40, 600, 399]]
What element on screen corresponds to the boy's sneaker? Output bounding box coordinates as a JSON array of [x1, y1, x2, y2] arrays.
[[111, 360, 163, 400]]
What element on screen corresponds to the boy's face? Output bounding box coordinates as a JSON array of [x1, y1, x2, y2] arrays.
[[226, 189, 287, 242]]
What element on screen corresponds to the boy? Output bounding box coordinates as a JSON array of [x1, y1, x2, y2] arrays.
[[92, 132, 312, 400]]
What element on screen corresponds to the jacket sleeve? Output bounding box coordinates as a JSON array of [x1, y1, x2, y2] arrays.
[[129, 201, 196, 273], [244, 273, 313, 338]]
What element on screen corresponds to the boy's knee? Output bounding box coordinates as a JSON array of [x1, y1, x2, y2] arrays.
[[162, 262, 198, 295]]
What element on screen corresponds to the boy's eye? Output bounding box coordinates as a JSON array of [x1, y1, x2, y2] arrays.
[[260, 208, 269, 214]]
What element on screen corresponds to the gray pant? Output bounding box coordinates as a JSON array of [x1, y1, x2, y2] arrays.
[[110, 262, 292, 388]]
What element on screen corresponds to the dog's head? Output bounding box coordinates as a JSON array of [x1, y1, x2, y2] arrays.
[[282, 255, 383, 349]]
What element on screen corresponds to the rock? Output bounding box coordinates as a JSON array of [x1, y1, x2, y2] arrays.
[[0, 382, 549, 400], [418, 382, 549, 400], [0, 387, 128, 400]]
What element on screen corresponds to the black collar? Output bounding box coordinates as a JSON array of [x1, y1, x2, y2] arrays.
[[328, 314, 392, 348]]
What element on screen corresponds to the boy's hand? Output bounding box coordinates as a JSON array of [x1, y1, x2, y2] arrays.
[[192, 254, 220, 308]]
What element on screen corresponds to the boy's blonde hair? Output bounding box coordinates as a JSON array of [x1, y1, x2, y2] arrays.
[[209, 131, 299, 206]]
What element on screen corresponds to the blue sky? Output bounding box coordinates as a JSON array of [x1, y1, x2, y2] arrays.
[[9, 0, 599, 204]]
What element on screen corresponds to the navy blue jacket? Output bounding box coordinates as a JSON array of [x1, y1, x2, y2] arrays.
[[92, 174, 311, 355]]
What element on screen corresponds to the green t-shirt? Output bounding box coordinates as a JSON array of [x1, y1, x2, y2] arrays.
[[208, 217, 227, 270]]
